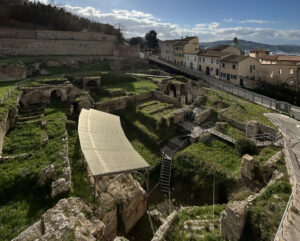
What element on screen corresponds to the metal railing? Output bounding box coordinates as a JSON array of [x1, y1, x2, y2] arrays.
[[149, 56, 300, 119], [0, 78, 30, 104], [274, 140, 299, 241]]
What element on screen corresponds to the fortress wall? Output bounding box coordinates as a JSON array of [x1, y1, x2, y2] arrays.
[[0, 28, 117, 41], [0, 28, 118, 56], [0, 38, 116, 56]]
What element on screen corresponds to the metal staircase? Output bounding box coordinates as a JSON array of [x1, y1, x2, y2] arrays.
[[159, 137, 190, 193]]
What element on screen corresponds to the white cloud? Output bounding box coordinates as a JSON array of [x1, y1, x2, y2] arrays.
[[223, 18, 233, 23], [240, 19, 273, 24], [26, 3, 300, 45]]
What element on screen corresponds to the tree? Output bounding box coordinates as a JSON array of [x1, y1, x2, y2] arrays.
[[233, 37, 238, 44], [129, 37, 143, 46], [145, 30, 158, 48]]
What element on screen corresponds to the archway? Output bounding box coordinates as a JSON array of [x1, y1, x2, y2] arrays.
[[169, 84, 177, 97], [86, 80, 97, 87], [50, 89, 63, 104]]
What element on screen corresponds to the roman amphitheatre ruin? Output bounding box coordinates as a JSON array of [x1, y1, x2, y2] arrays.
[[0, 18, 299, 241]]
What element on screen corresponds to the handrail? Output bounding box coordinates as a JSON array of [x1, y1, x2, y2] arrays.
[[0, 78, 30, 104], [274, 140, 298, 241]]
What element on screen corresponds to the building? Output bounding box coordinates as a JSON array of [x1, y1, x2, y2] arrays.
[[250, 49, 271, 59], [183, 53, 199, 70], [220, 55, 260, 88], [160, 36, 199, 66], [211, 45, 242, 56], [251, 50, 300, 86], [197, 50, 234, 78]]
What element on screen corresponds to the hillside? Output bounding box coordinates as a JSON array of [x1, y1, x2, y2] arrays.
[[199, 39, 300, 54], [0, 0, 123, 42]]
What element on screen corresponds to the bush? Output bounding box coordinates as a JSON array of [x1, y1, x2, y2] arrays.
[[235, 137, 258, 156]]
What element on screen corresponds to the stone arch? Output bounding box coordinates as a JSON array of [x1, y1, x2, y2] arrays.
[[169, 84, 177, 97], [50, 89, 63, 103], [86, 80, 98, 87]]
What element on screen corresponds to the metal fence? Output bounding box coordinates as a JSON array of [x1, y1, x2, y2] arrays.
[[149, 56, 300, 119], [0, 79, 29, 104]]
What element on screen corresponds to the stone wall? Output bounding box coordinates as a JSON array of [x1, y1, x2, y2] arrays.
[[0, 93, 19, 154], [94, 92, 153, 113], [117, 45, 140, 58], [153, 91, 180, 105], [0, 38, 116, 56], [0, 29, 141, 57], [0, 28, 117, 42], [0, 65, 27, 81]]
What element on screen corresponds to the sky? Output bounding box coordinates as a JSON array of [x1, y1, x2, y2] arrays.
[[33, 0, 300, 45]]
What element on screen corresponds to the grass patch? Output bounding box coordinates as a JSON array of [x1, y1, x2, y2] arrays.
[[201, 88, 274, 127], [176, 139, 241, 177], [67, 124, 93, 202], [242, 176, 291, 241], [0, 101, 68, 241], [167, 205, 226, 241]]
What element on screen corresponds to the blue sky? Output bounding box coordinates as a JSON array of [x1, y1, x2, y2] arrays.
[[36, 0, 300, 44]]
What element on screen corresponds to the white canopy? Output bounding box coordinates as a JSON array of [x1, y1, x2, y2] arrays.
[[78, 108, 150, 177]]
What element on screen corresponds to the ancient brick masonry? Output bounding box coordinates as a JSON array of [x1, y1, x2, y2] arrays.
[[0, 28, 140, 57]]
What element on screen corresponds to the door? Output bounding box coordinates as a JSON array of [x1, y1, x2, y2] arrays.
[[216, 68, 219, 76], [227, 73, 230, 81], [240, 79, 244, 87], [199, 65, 202, 71], [206, 67, 210, 76]]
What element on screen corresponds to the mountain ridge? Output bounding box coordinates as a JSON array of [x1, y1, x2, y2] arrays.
[[199, 39, 300, 55]]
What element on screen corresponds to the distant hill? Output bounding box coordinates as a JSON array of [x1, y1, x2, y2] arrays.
[[199, 39, 300, 55], [0, 0, 123, 42]]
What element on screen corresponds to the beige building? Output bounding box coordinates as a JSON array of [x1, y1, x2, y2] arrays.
[[250, 49, 270, 59], [197, 50, 233, 78], [220, 55, 260, 88], [251, 50, 300, 86], [160, 36, 199, 66], [211, 45, 242, 56]]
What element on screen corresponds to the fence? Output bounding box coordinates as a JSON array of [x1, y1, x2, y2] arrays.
[[0, 79, 29, 104], [149, 56, 300, 119], [273, 140, 299, 241]]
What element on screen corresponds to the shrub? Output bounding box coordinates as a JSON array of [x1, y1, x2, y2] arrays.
[[235, 137, 258, 156]]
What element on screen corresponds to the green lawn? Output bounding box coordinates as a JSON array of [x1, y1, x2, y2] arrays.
[[177, 139, 241, 177], [167, 205, 226, 241], [243, 176, 291, 241], [0, 81, 19, 98], [202, 88, 275, 127], [0, 102, 67, 241], [92, 79, 157, 101]]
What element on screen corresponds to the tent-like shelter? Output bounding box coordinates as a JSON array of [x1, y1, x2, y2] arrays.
[[78, 108, 150, 198]]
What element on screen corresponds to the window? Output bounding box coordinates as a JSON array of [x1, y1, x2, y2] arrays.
[[211, 58, 214, 64], [222, 63, 225, 68], [279, 69, 282, 75], [194, 56, 196, 61], [216, 59, 220, 64], [290, 69, 294, 75], [232, 64, 236, 69], [203, 57, 205, 63]]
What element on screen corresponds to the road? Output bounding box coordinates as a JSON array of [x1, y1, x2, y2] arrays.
[[267, 113, 300, 241]]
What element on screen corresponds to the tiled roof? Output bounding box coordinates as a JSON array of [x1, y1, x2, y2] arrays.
[[221, 55, 249, 63], [250, 49, 270, 53], [277, 55, 300, 62], [211, 45, 231, 51], [197, 50, 229, 57]]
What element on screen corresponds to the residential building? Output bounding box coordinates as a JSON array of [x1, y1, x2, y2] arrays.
[[220, 55, 260, 88], [251, 50, 300, 86], [250, 49, 271, 59], [183, 53, 198, 70], [197, 50, 233, 78], [160, 36, 199, 66], [211, 45, 242, 56]]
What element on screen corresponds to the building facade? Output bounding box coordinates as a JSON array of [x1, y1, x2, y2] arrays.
[[220, 55, 260, 88], [160, 36, 199, 66]]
